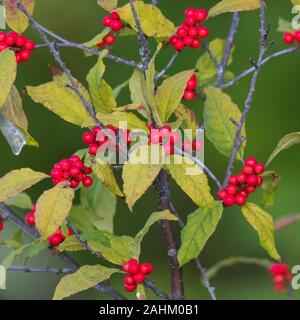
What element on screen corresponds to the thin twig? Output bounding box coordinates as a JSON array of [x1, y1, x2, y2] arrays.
[[144, 279, 172, 299], [216, 13, 239, 87], [151, 0, 158, 6], [8, 265, 75, 274], [203, 44, 221, 69], [155, 51, 179, 85]]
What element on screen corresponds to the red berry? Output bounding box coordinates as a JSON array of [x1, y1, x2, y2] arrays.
[[15, 35, 27, 47], [188, 27, 198, 37], [51, 169, 62, 179], [24, 40, 35, 51], [256, 176, 263, 186], [163, 143, 175, 155], [0, 32, 6, 42], [183, 35, 194, 47], [245, 157, 257, 167], [160, 126, 171, 137], [82, 132, 94, 144], [174, 40, 185, 51], [295, 31, 300, 42], [223, 195, 235, 207], [15, 52, 22, 64], [183, 89, 196, 101], [177, 27, 188, 38], [0, 42, 8, 52], [70, 155, 81, 163], [110, 11, 120, 20], [185, 17, 196, 27], [235, 194, 247, 206], [89, 143, 99, 155], [186, 75, 197, 90], [104, 34, 116, 45], [102, 16, 113, 27], [124, 283, 137, 292], [237, 173, 247, 184], [182, 140, 192, 152], [124, 274, 135, 285], [5, 34, 15, 46], [70, 179, 79, 189], [170, 132, 180, 144], [150, 132, 162, 144], [185, 8, 196, 18], [139, 262, 154, 275], [283, 32, 295, 45], [48, 233, 64, 247], [133, 272, 145, 284], [169, 35, 179, 46], [194, 9, 208, 22], [25, 213, 35, 225], [242, 165, 254, 175], [0, 222, 3, 232], [122, 261, 130, 273], [197, 26, 209, 38], [226, 184, 238, 196], [110, 20, 123, 31], [246, 175, 258, 186], [70, 167, 80, 178], [254, 163, 265, 175], [278, 264, 288, 275], [83, 166, 93, 175], [217, 189, 227, 200], [92, 126, 102, 136], [19, 49, 31, 61], [239, 191, 249, 198], [274, 274, 285, 284], [229, 176, 238, 185], [60, 160, 71, 171], [245, 185, 256, 193], [274, 283, 285, 292], [128, 259, 140, 275], [191, 38, 202, 49], [269, 264, 281, 275], [82, 176, 93, 187], [192, 140, 203, 151]]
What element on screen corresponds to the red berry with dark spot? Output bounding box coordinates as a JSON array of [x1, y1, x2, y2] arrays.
[[110, 11, 120, 20], [237, 173, 247, 184], [226, 184, 238, 196], [133, 272, 145, 284], [128, 259, 140, 275], [246, 175, 258, 186], [242, 165, 254, 175], [229, 176, 238, 185], [82, 176, 93, 187]]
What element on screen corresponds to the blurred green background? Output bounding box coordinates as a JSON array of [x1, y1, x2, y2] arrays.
[[1, 0, 300, 300]]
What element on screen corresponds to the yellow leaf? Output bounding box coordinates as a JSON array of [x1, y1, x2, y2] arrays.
[[242, 203, 280, 260], [92, 161, 123, 197], [0, 168, 48, 203], [166, 155, 214, 210], [35, 185, 75, 239], [117, 1, 175, 38], [97, 0, 118, 12], [53, 265, 119, 300], [204, 86, 246, 159], [26, 81, 94, 127], [175, 104, 198, 137], [209, 0, 260, 17], [3, 0, 35, 33], [0, 50, 17, 107], [122, 145, 163, 210], [155, 70, 194, 122]]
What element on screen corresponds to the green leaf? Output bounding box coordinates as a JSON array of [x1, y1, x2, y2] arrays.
[[117, 1, 175, 38], [53, 265, 119, 300], [204, 86, 246, 159], [178, 202, 223, 266], [0, 230, 24, 249], [241, 203, 280, 260], [5, 192, 32, 209], [97, 0, 118, 12], [57, 235, 83, 252], [0, 50, 17, 107], [82, 28, 110, 49], [277, 18, 294, 33], [292, 0, 300, 4], [3, 0, 35, 33], [69, 205, 95, 232], [97, 110, 148, 131], [35, 185, 75, 239], [113, 80, 129, 99], [92, 161, 123, 197], [87, 54, 117, 114], [0, 168, 48, 203], [80, 178, 117, 232], [155, 70, 194, 123], [122, 145, 163, 210], [209, 0, 260, 17], [166, 155, 214, 210], [175, 104, 198, 137], [196, 39, 234, 85], [266, 132, 300, 166], [260, 171, 281, 209], [132, 210, 177, 258], [26, 81, 93, 127]]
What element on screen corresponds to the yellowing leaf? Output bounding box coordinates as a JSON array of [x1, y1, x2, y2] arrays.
[[123, 145, 163, 210], [97, 111, 148, 131], [155, 70, 194, 123], [204, 86, 246, 159], [5, 192, 32, 209], [209, 0, 260, 17], [196, 39, 234, 85], [57, 235, 83, 252], [0, 50, 17, 107], [166, 155, 214, 210], [35, 186, 75, 239], [3, 0, 35, 33], [26, 81, 93, 127], [241, 203, 280, 260], [87, 55, 116, 114], [277, 18, 294, 33], [92, 162, 123, 197], [291, 0, 300, 4], [117, 1, 175, 38], [175, 104, 198, 137], [0, 168, 47, 203], [178, 202, 223, 266], [97, 0, 118, 12], [266, 132, 300, 166], [53, 265, 118, 300], [132, 210, 177, 258]]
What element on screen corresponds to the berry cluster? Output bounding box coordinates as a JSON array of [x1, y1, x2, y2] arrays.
[[50, 155, 93, 189], [122, 259, 154, 292], [182, 74, 198, 101], [269, 263, 292, 292], [99, 11, 124, 48], [82, 126, 131, 156], [25, 204, 36, 225], [218, 157, 265, 207], [282, 31, 300, 45], [169, 7, 208, 51], [0, 216, 3, 232], [0, 31, 35, 64], [148, 124, 203, 155], [48, 227, 73, 247]]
